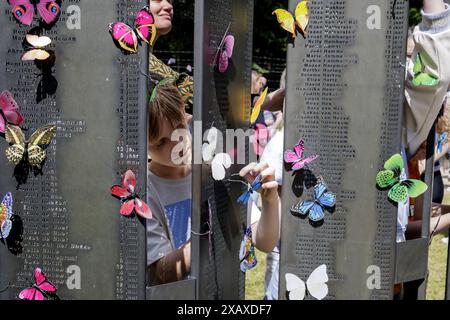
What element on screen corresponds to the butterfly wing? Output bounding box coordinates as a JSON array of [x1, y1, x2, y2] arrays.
[[413, 53, 423, 75], [250, 87, 269, 126], [8, 0, 34, 26], [237, 191, 251, 205], [134, 198, 153, 220], [218, 35, 235, 73], [285, 273, 306, 300], [377, 153, 403, 188], [308, 203, 325, 222], [27, 125, 56, 167], [290, 200, 314, 218], [111, 185, 131, 198], [292, 154, 318, 171], [109, 22, 139, 54], [211, 153, 232, 181], [202, 127, 219, 162], [135, 6, 156, 45], [412, 73, 440, 87], [2, 193, 13, 219], [21, 49, 51, 61], [383, 153, 404, 172], [19, 288, 44, 300], [400, 179, 428, 199], [295, 1, 309, 35], [306, 264, 329, 300], [0, 91, 24, 129], [34, 268, 57, 294], [272, 9, 296, 38], [120, 200, 135, 217], [251, 175, 263, 193], [314, 182, 336, 208], [0, 219, 13, 240], [5, 125, 26, 165], [36, 0, 61, 25], [26, 34, 52, 48]]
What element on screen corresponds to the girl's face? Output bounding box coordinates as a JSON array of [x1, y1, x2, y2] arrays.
[[150, 0, 174, 37]]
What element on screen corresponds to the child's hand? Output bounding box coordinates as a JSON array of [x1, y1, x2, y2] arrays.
[[239, 162, 278, 200]]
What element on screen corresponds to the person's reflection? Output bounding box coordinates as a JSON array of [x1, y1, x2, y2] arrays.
[[148, 0, 194, 111]]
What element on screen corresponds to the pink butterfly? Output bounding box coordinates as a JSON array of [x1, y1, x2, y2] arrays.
[[217, 34, 234, 73], [108, 6, 156, 54], [8, 0, 61, 26], [111, 170, 152, 219], [0, 91, 25, 134], [284, 139, 318, 171], [18, 268, 57, 300]]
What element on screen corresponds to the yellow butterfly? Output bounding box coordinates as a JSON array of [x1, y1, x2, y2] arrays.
[[5, 125, 56, 168], [273, 1, 309, 38], [250, 87, 269, 126]]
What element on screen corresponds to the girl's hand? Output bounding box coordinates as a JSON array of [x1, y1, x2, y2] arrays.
[[239, 162, 278, 200]]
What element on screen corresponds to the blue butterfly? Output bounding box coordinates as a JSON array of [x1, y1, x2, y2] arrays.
[[438, 132, 448, 153], [290, 181, 336, 222], [237, 175, 262, 205]]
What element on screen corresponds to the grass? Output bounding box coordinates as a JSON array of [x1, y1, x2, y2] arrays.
[[245, 206, 450, 300]]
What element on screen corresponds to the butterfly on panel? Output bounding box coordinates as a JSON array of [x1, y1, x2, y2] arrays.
[[291, 180, 336, 222], [239, 226, 257, 273], [249, 87, 269, 128], [273, 1, 309, 39], [411, 52, 439, 87], [237, 175, 263, 206], [0, 193, 14, 240], [19, 268, 58, 300], [4, 124, 56, 169], [202, 126, 232, 181], [376, 153, 428, 204], [211, 22, 235, 73], [111, 170, 152, 220], [8, 0, 62, 26], [437, 132, 448, 154], [0, 91, 25, 134], [22, 33, 52, 61], [108, 6, 156, 54], [284, 139, 318, 172], [285, 264, 329, 300]]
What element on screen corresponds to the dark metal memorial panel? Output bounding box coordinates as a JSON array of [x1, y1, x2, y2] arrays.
[[280, 0, 408, 299], [192, 0, 253, 300], [0, 0, 147, 299]]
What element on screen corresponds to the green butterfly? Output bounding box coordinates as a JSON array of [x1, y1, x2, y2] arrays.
[[376, 154, 428, 203], [412, 53, 439, 87]]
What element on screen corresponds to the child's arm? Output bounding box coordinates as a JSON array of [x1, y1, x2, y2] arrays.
[[240, 162, 281, 253], [148, 241, 191, 285], [262, 88, 286, 112]]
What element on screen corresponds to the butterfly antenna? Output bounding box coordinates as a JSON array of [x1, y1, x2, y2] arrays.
[[0, 283, 11, 293]]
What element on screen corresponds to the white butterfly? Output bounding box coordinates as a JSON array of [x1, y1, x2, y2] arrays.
[[22, 34, 52, 61], [285, 264, 329, 300], [202, 127, 232, 181]]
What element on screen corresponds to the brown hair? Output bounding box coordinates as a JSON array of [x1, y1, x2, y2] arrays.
[[148, 82, 185, 143]]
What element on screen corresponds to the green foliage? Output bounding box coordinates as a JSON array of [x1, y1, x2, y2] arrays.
[[409, 7, 422, 26]]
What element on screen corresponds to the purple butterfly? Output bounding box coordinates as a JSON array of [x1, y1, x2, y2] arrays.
[[284, 139, 318, 171]]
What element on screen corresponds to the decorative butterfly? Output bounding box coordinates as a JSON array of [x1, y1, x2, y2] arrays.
[[237, 175, 263, 205], [0, 193, 14, 240], [108, 6, 156, 54], [211, 22, 235, 73], [412, 52, 439, 87], [239, 226, 257, 273], [291, 180, 336, 222], [0, 91, 25, 134], [285, 264, 329, 300], [438, 132, 448, 153], [8, 0, 61, 26], [5, 124, 56, 168], [284, 139, 318, 171], [19, 268, 58, 300], [273, 1, 309, 39], [376, 153, 428, 204], [250, 87, 269, 127], [111, 170, 152, 220], [202, 127, 232, 181], [22, 33, 52, 61]]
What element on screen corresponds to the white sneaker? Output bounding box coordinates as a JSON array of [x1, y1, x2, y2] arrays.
[[442, 237, 449, 245]]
